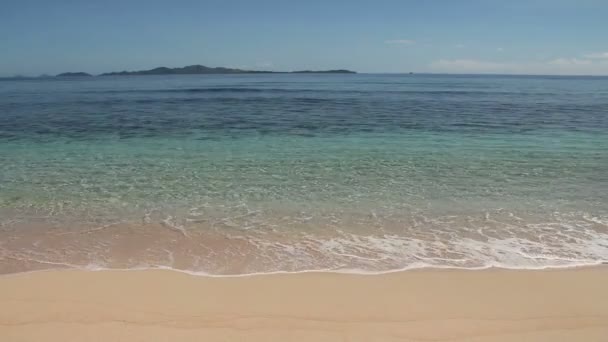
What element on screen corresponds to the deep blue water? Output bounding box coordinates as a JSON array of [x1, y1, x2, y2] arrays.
[[2, 74, 607, 140]]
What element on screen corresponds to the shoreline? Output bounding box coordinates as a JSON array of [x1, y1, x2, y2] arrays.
[[2, 260, 607, 279], [2, 267, 607, 341]]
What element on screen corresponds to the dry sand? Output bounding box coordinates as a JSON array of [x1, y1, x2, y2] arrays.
[[1, 267, 607, 341]]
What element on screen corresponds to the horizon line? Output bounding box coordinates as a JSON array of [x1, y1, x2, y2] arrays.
[[3, 72, 608, 79]]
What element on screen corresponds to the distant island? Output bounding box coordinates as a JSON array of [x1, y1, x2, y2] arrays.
[[0, 66, 356, 80], [56, 72, 93, 77], [99, 65, 356, 76]]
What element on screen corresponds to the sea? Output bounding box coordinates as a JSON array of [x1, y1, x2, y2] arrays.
[[0, 73, 607, 275]]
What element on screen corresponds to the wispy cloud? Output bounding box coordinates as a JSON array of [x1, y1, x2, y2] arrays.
[[430, 59, 508, 73], [256, 61, 274, 68], [584, 52, 608, 59], [385, 39, 416, 45], [496, 47, 504, 52], [429, 56, 608, 75], [548, 58, 591, 66], [454, 44, 466, 49]]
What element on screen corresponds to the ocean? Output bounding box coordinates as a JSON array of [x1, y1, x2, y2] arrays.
[[0, 73, 607, 275]]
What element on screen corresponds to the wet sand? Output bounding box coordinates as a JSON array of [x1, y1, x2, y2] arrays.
[[1, 267, 607, 341]]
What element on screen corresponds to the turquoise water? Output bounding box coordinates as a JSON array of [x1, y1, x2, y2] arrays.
[[1, 74, 607, 274]]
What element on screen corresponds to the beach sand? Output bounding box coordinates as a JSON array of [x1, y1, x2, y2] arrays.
[[1, 267, 607, 341]]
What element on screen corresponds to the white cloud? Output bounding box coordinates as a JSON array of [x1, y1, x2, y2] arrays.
[[256, 61, 274, 68], [548, 58, 591, 66], [429, 57, 608, 75], [496, 47, 504, 52], [385, 39, 416, 45], [455, 44, 466, 49], [430, 59, 510, 73], [584, 52, 608, 59]]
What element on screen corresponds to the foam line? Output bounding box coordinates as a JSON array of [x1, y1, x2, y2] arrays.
[[2, 260, 606, 279]]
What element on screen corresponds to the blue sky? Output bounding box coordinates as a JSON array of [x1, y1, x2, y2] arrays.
[[2, 0, 608, 76]]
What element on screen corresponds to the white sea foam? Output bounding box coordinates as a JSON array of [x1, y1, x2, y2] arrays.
[[3, 260, 605, 280], [2, 209, 607, 276]]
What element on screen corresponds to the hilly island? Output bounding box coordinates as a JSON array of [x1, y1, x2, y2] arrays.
[[0, 65, 356, 79], [100, 65, 356, 76]]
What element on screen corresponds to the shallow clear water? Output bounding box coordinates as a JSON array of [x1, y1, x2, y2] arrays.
[[1, 74, 607, 274]]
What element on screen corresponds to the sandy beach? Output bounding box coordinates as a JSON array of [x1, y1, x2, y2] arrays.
[[3, 1, 608, 341], [1, 267, 607, 341]]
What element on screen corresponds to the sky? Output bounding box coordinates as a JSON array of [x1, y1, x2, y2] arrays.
[[1, 0, 608, 76]]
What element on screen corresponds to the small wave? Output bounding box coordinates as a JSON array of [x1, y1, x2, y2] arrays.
[[2, 217, 607, 277], [76, 88, 561, 96], [2, 260, 605, 279], [83, 87, 305, 94]]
